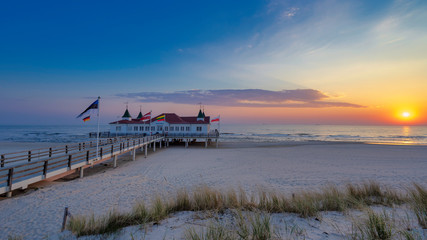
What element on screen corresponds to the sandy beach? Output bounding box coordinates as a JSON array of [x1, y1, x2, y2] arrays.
[[0, 141, 426, 239]]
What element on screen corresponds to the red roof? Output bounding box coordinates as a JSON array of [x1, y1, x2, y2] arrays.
[[109, 113, 210, 125]]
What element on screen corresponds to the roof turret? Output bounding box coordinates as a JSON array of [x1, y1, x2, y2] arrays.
[[137, 111, 143, 120], [122, 109, 131, 120], [197, 109, 204, 121]]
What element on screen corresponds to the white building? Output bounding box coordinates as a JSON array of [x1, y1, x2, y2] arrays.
[[109, 109, 212, 136]]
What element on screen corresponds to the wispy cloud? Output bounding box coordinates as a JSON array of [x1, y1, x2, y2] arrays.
[[118, 89, 364, 108]]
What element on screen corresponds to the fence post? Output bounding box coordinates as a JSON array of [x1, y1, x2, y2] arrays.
[[43, 160, 48, 177], [49, 148, 52, 157], [28, 151, 31, 162], [68, 155, 72, 169], [61, 207, 69, 232], [65, 145, 68, 154], [1, 155, 4, 167], [7, 168, 14, 195], [100, 148, 103, 158], [86, 150, 89, 162]]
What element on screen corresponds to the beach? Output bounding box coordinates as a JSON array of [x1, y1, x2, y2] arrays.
[[0, 141, 426, 239]]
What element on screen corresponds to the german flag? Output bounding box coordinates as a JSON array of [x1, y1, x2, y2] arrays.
[[155, 115, 165, 122], [83, 116, 91, 122]]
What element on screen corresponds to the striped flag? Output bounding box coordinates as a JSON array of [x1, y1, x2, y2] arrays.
[[211, 116, 220, 122], [155, 115, 165, 122], [83, 116, 91, 122], [142, 111, 151, 121], [77, 99, 99, 118]]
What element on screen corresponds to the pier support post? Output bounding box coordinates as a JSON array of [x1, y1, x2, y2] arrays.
[[153, 141, 156, 152], [216, 139, 219, 148], [6, 191, 12, 198], [79, 167, 84, 178], [185, 140, 188, 148], [113, 155, 117, 168], [132, 149, 136, 161], [144, 145, 148, 158], [205, 139, 208, 148]]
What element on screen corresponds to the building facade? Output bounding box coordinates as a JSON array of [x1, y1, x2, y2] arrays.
[[109, 110, 212, 136]]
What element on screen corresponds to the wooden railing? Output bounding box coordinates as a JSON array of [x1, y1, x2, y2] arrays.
[[0, 135, 163, 196], [0, 136, 142, 168]]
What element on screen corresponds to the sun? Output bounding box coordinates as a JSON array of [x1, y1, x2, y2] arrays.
[[396, 110, 417, 123], [402, 112, 410, 118]]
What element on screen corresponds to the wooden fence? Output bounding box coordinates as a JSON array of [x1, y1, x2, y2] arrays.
[[0, 135, 164, 196]]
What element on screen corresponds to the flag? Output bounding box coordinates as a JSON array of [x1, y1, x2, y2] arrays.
[[141, 111, 151, 121], [77, 99, 99, 118], [211, 116, 220, 122], [154, 115, 165, 122], [83, 116, 91, 122]]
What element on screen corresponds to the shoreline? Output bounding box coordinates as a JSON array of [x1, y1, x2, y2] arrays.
[[1, 139, 426, 155]]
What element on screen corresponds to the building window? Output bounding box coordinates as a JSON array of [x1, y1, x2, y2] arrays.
[[151, 126, 155, 131], [140, 126, 143, 131], [181, 126, 184, 131], [170, 127, 174, 131], [134, 126, 138, 131], [186, 126, 190, 131], [145, 126, 149, 131], [196, 127, 202, 131], [116, 126, 121, 131], [165, 127, 168, 131]]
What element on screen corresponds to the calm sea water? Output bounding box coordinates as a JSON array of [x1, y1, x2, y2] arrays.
[[0, 124, 426, 145], [220, 124, 427, 145]]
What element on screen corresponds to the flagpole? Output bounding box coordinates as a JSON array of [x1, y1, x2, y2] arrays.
[[96, 96, 100, 161], [218, 114, 221, 136], [149, 110, 152, 136]]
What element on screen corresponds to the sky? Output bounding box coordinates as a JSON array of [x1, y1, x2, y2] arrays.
[[1, 0, 426, 125]]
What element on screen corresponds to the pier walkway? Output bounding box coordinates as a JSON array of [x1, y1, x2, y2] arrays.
[[0, 133, 219, 197], [0, 135, 165, 197]]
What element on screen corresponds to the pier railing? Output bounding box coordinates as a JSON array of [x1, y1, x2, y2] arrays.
[[164, 133, 220, 138], [0, 135, 163, 196], [0, 136, 142, 168]]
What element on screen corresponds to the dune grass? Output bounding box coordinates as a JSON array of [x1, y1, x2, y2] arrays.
[[66, 182, 425, 237], [351, 210, 394, 240], [185, 212, 273, 240], [408, 183, 427, 229]]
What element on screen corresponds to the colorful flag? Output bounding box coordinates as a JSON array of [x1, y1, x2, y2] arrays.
[[211, 116, 220, 122], [155, 115, 165, 122], [83, 116, 91, 122], [142, 111, 151, 121], [77, 99, 99, 118]]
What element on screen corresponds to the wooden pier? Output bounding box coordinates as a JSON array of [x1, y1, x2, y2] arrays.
[[0, 134, 219, 197]]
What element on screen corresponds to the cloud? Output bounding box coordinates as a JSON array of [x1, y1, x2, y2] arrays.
[[281, 7, 299, 19], [118, 89, 364, 108]]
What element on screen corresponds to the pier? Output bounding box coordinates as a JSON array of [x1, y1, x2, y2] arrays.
[[0, 134, 218, 197]]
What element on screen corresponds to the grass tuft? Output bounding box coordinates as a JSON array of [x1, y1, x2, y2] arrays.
[[351, 210, 394, 240], [408, 183, 427, 229]]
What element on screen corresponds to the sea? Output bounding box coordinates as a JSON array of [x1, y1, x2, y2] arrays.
[[0, 124, 426, 146]]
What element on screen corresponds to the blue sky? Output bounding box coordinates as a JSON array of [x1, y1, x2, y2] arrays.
[[1, 0, 426, 125]]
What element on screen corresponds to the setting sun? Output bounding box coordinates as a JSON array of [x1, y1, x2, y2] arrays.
[[402, 112, 410, 118]]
